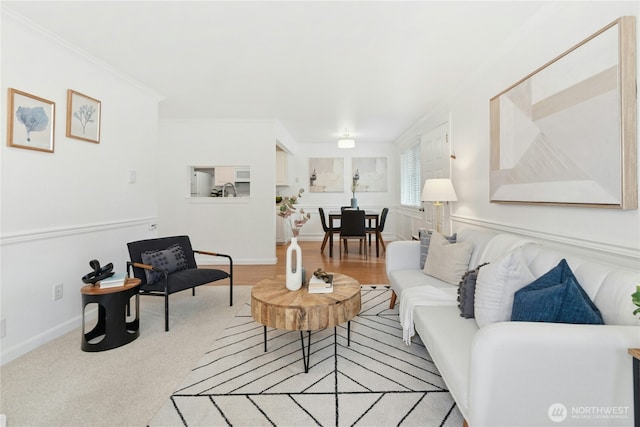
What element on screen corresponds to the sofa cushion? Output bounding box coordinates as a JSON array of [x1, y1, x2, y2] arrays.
[[474, 248, 536, 328], [420, 232, 456, 269], [457, 262, 489, 318], [511, 259, 604, 324], [141, 243, 189, 285], [413, 305, 478, 418], [388, 269, 457, 301], [423, 232, 473, 285]]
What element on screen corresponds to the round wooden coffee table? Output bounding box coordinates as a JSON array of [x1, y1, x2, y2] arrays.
[[251, 273, 361, 372]]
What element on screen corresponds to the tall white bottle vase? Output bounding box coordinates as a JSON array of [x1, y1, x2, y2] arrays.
[[286, 237, 302, 291]]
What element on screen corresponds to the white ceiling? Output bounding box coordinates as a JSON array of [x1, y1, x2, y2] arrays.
[[3, 1, 549, 145]]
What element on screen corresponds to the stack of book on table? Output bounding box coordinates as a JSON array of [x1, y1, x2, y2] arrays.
[[98, 272, 127, 289], [308, 274, 333, 294]]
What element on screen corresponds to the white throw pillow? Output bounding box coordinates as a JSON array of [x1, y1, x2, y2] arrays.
[[474, 247, 536, 328], [423, 231, 473, 285]]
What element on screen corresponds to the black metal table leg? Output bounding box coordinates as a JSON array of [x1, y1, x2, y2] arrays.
[[633, 355, 639, 427], [263, 325, 267, 352], [300, 331, 311, 373], [347, 320, 351, 346]]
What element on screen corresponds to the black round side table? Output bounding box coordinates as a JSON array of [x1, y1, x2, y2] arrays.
[[81, 278, 141, 352]]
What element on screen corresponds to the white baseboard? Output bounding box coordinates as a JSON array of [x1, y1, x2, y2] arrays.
[[1, 315, 82, 366]]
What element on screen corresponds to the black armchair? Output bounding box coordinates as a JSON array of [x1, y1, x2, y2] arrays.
[[127, 235, 233, 331]]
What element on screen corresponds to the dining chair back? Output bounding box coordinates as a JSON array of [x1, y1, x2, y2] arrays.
[[318, 207, 340, 254], [367, 207, 389, 255], [339, 209, 367, 259]]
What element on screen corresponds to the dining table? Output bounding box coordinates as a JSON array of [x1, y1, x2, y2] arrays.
[[328, 210, 381, 258]]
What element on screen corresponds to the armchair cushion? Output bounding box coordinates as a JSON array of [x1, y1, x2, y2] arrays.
[[141, 268, 230, 293], [141, 243, 188, 285], [511, 259, 604, 324]]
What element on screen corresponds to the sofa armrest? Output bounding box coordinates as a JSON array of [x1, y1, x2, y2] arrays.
[[468, 322, 640, 427], [385, 241, 421, 273]]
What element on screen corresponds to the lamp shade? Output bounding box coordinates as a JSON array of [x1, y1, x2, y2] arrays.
[[338, 138, 355, 149], [421, 178, 458, 202], [338, 129, 355, 149]]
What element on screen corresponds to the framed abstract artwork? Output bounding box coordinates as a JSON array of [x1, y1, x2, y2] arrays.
[[66, 89, 101, 143], [352, 157, 388, 192], [7, 88, 55, 153], [309, 158, 344, 193], [490, 16, 637, 209]]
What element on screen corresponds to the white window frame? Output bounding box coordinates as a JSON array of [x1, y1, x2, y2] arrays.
[[400, 142, 421, 207]]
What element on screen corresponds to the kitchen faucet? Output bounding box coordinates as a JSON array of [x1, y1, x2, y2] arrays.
[[221, 182, 237, 197]]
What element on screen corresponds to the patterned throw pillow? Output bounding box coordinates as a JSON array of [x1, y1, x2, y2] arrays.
[[141, 243, 189, 285], [419, 231, 457, 269], [474, 248, 536, 328], [457, 262, 489, 318]]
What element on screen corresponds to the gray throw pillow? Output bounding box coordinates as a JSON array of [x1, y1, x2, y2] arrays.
[[420, 231, 457, 269], [141, 243, 188, 285], [457, 262, 489, 318]]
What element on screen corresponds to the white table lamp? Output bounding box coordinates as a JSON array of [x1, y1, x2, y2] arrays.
[[421, 178, 457, 233]]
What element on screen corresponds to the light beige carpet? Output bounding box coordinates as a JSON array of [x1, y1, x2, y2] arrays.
[[0, 285, 250, 427]]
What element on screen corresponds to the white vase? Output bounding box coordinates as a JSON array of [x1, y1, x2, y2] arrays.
[[286, 236, 302, 291]]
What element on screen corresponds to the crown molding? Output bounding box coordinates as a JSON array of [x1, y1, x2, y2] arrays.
[[2, 6, 164, 101]]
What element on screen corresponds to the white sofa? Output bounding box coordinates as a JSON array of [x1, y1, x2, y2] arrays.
[[386, 227, 640, 427]]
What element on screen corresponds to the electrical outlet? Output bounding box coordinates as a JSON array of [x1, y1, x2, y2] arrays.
[[53, 283, 63, 301], [0, 318, 6, 338]]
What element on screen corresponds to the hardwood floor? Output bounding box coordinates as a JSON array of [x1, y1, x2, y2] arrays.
[[214, 240, 389, 286]]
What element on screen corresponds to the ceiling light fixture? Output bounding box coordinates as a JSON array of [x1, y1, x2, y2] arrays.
[[338, 129, 355, 149]]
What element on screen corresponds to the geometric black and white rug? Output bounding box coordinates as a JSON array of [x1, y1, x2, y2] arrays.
[[149, 286, 463, 427]]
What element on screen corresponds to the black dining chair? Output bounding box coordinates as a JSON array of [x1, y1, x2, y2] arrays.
[[367, 207, 389, 256], [339, 209, 367, 259], [318, 207, 341, 254]]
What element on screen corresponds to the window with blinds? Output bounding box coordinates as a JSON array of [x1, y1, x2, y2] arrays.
[[400, 142, 421, 206]]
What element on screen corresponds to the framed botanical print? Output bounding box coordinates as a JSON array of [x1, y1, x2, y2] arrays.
[[66, 89, 101, 143], [7, 88, 55, 153]]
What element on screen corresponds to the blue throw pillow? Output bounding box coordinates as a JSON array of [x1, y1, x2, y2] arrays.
[[511, 259, 604, 324]]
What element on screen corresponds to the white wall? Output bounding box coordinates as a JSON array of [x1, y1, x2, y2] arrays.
[[288, 142, 397, 241], [398, 1, 640, 265], [0, 11, 161, 363], [156, 122, 397, 263], [157, 119, 279, 265]]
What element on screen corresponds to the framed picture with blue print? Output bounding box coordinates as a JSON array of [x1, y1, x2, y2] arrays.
[[7, 88, 55, 153]]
